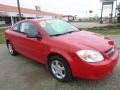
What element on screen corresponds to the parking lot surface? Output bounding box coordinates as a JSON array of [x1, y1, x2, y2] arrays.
[[70, 22, 116, 29], [0, 35, 120, 90]]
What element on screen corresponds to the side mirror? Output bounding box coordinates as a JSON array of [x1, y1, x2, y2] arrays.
[[27, 33, 42, 39]]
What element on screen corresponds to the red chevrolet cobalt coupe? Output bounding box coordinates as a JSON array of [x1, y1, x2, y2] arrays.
[[5, 19, 119, 81]]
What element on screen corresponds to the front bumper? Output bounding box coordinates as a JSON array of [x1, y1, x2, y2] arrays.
[[70, 48, 119, 80]]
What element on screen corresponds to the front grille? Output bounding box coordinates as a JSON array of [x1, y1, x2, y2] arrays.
[[104, 47, 115, 58]]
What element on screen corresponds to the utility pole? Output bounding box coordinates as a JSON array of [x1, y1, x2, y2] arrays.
[[17, 0, 22, 21], [35, 6, 41, 18], [110, 1, 114, 22], [115, 0, 118, 21], [89, 10, 93, 22], [100, 2, 104, 23]]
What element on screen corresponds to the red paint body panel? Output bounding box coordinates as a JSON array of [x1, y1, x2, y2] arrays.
[[5, 19, 119, 80], [69, 48, 119, 80]]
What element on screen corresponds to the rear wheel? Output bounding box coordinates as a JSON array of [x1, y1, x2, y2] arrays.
[[48, 55, 72, 82], [7, 42, 18, 56]]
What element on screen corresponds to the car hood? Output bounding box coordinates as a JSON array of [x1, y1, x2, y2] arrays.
[[52, 31, 114, 52]]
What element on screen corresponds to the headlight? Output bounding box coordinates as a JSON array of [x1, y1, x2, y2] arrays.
[[76, 50, 104, 62]]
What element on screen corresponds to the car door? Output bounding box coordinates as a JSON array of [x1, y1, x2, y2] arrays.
[[10, 23, 21, 50], [16, 21, 45, 63]]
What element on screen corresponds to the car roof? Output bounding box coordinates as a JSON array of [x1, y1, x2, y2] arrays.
[[13, 18, 61, 26], [26, 18, 59, 22]]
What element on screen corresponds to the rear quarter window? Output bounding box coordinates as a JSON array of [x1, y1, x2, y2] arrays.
[[12, 24, 20, 32]]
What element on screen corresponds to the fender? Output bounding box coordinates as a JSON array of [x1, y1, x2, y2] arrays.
[[46, 47, 74, 67]]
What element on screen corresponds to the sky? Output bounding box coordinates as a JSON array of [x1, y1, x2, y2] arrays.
[[0, 0, 119, 17]]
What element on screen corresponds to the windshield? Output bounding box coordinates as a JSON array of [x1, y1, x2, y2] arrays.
[[39, 19, 79, 36]]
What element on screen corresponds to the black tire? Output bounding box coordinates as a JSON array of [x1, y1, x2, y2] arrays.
[[7, 42, 18, 56], [48, 55, 72, 82]]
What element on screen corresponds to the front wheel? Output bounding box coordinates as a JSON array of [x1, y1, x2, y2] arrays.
[[48, 55, 72, 82]]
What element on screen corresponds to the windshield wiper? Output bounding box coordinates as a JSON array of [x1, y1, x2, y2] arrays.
[[50, 30, 79, 37], [66, 30, 79, 33], [50, 33, 67, 36]]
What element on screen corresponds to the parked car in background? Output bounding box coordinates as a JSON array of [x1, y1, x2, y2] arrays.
[[5, 19, 119, 82]]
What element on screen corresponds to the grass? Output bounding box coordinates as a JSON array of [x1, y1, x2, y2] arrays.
[[0, 29, 5, 44], [86, 28, 120, 35]]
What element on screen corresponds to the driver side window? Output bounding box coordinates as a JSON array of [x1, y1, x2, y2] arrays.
[[20, 22, 39, 35]]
